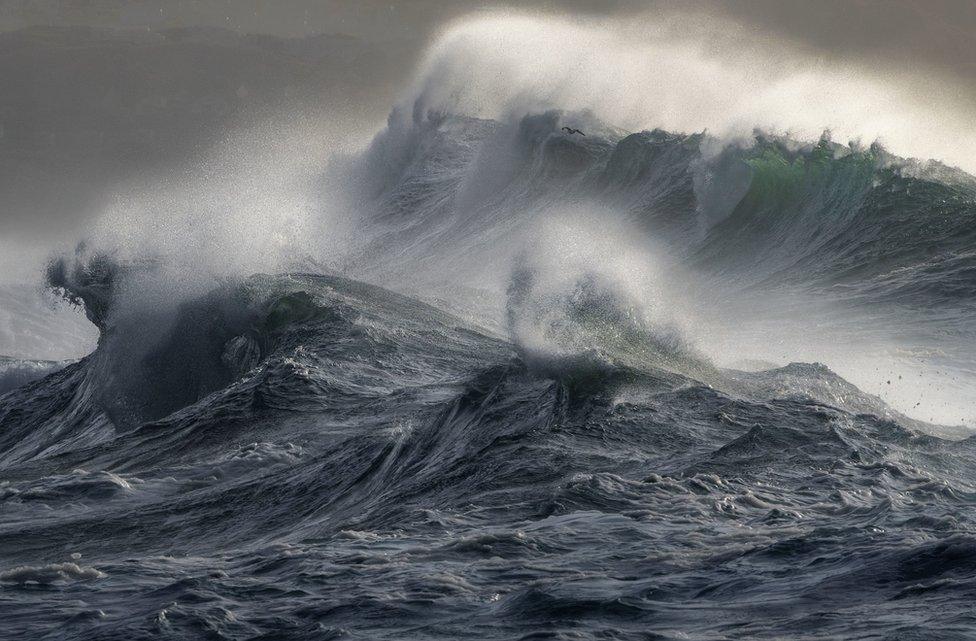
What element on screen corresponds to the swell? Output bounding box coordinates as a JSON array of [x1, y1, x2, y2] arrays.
[[32, 105, 976, 436], [5, 251, 975, 640], [347, 106, 976, 312], [6, 263, 943, 472]]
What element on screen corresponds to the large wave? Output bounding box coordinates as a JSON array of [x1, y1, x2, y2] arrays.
[[332, 101, 976, 425], [32, 95, 976, 424], [15, 13, 971, 425]]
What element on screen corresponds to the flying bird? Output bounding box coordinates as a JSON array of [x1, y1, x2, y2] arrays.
[[561, 126, 585, 136]]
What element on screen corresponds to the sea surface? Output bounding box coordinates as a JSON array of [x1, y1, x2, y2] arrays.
[[2, 104, 976, 639]]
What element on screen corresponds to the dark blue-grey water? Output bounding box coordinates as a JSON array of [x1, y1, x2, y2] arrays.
[[2, 105, 976, 640]]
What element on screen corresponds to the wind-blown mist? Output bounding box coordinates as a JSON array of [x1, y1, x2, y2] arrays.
[[410, 14, 976, 174]]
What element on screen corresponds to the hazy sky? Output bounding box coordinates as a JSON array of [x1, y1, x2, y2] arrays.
[[1, 0, 974, 81]]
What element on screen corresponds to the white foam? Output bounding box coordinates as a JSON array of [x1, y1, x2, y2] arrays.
[[406, 12, 976, 175], [0, 562, 105, 584]]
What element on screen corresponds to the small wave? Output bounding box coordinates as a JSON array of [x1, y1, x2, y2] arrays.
[[506, 251, 713, 388], [0, 562, 105, 585], [0, 356, 72, 396]]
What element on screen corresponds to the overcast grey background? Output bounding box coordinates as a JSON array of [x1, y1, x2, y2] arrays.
[[0, 0, 973, 259], [3, 1, 974, 72]]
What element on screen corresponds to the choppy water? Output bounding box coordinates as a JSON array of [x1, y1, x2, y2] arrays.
[[2, 101, 976, 640]]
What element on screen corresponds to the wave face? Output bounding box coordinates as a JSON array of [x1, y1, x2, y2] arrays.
[[352, 109, 976, 303], [346, 108, 976, 422], [3, 99, 976, 638]]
